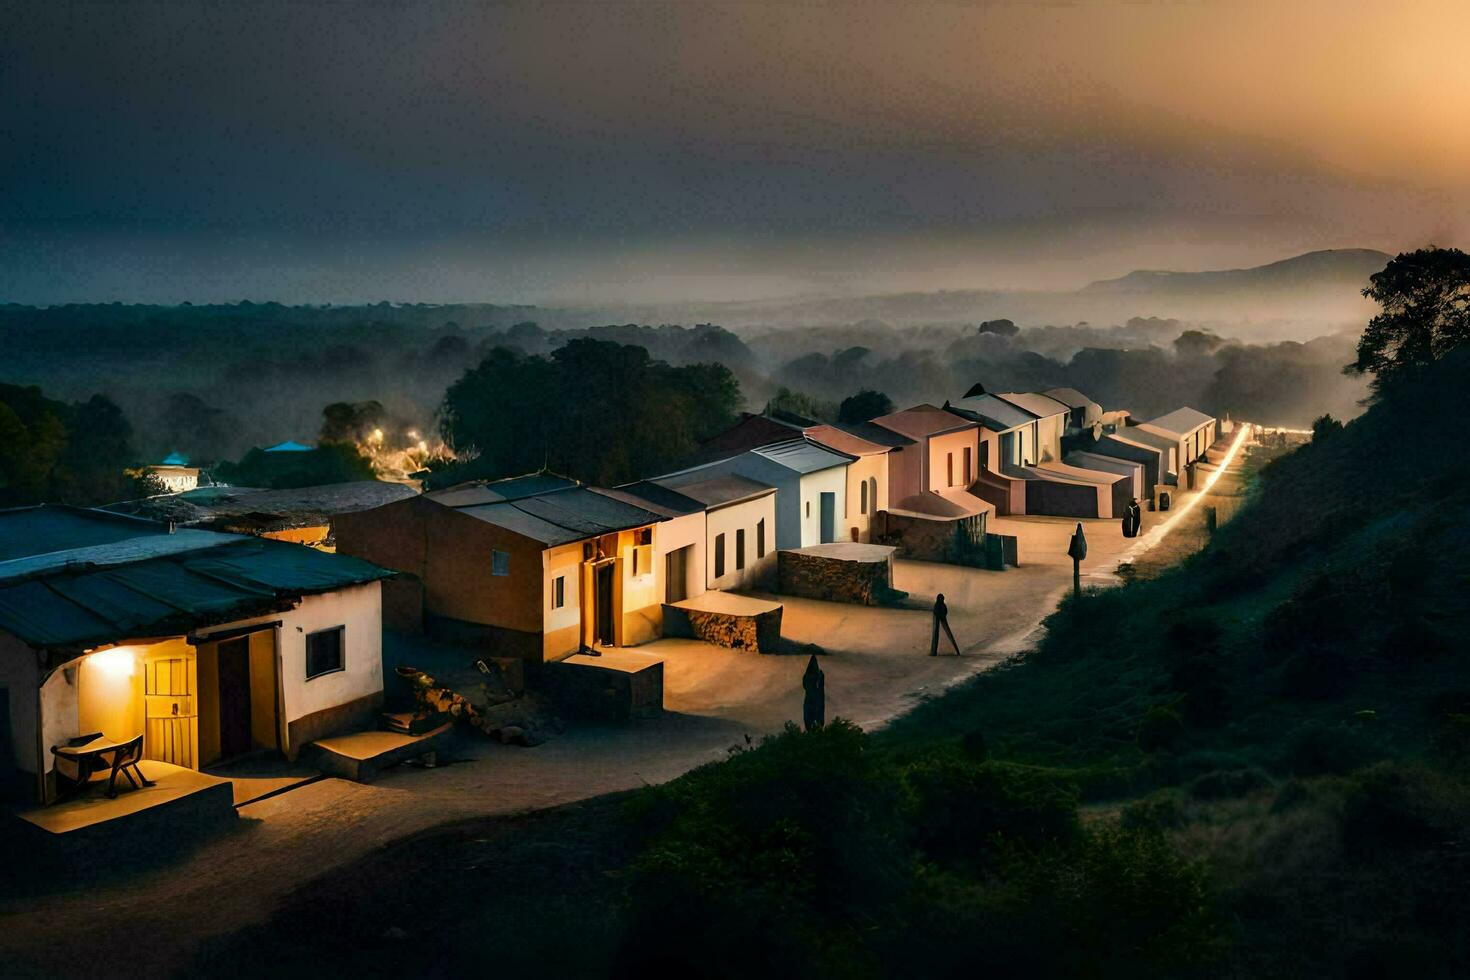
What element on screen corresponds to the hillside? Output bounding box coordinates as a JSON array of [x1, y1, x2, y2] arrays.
[[1082, 248, 1392, 295], [188, 354, 1470, 979]]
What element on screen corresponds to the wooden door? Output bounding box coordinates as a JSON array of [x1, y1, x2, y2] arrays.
[[217, 637, 253, 759]]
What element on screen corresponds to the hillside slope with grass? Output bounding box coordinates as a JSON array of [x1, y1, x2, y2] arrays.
[[191, 353, 1470, 980]]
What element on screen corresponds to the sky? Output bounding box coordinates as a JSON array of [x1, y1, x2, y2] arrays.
[[3, 0, 1467, 305]]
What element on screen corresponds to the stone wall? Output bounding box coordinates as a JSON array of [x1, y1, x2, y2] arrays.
[[777, 547, 894, 606], [663, 603, 783, 653]]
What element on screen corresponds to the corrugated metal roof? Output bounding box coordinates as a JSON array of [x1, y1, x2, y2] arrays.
[[830, 420, 916, 448], [426, 473, 578, 507], [750, 438, 854, 474], [0, 506, 247, 582], [0, 509, 393, 651], [594, 483, 704, 519], [945, 394, 1034, 432], [871, 405, 977, 441], [105, 481, 418, 532], [264, 440, 313, 453], [1145, 407, 1215, 436], [802, 424, 891, 457], [456, 487, 664, 545], [653, 472, 776, 510], [996, 392, 1070, 420]]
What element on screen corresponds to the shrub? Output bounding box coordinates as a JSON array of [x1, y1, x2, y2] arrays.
[[1340, 763, 1468, 860], [1280, 722, 1378, 776], [1189, 767, 1271, 801], [1121, 792, 1186, 831], [1137, 705, 1185, 752], [901, 756, 1079, 869]]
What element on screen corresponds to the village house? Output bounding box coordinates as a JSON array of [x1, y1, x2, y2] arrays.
[[333, 474, 670, 659], [140, 451, 201, 493], [679, 439, 854, 551], [0, 506, 392, 805], [1043, 387, 1104, 434], [105, 480, 417, 549], [865, 405, 991, 558], [1136, 407, 1219, 480], [1095, 426, 1180, 488], [628, 472, 778, 592]]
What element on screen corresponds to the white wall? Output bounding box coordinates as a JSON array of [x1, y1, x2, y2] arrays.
[[706, 493, 777, 590], [655, 511, 706, 602], [223, 582, 384, 725], [543, 545, 581, 635], [798, 467, 848, 547]]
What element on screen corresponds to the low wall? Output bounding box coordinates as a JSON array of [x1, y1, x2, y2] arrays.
[[777, 546, 894, 606], [662, 603, 783, 653], [539, 657, 663, 722], [285, 689, 384, 760]]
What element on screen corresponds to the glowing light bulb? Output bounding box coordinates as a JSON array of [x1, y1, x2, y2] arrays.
[[92, 647, 136, 678]]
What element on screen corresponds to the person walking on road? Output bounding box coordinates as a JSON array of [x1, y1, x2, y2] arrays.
[[930, 593, 961, 656]]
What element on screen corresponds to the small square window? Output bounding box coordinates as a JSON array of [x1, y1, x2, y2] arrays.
[[305, 626, 344, 679], [492, 550, 510, 576], [553, 575, 565, 609]]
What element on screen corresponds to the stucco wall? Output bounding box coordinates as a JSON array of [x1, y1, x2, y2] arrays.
[[706, 493, 778, 591], [1035, 415, 1065, 463], [885, 443, 922, 504], [698, 454, 801, 550], [842, 454, 887, 543], [926, 428, 980, 492], [798, 466, 849, 547], [655, 511, 705, 602]]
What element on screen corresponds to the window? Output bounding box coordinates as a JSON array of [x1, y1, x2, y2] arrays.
[[491, 549, 510, 576], [756, 519, 766, 558], [632, 543, 652, 576], [860, 480, 868, 515], [305, 626, 344, 679], [963, 446, 972, 484], [946, 452, 954, 487], [736, 528, 746, 570], [805, 500, 810, 517], [714, 533, 726, 578], [553, 575, 565, 609], [868, 477, 878, 513]]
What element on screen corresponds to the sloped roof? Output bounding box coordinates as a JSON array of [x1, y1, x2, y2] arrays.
[[426, 473, 578, 507], [653, 472, 776, 510], [264, 440, 313, 453], [1044, 387, 1100, 410], [802, 424, 892, 457], [996, 392, 1070, 420], [1066, 452, 1144, 479], [829, 420, 916, 448], [945, 394, 1034, 431], [0, 506, 392, 651], [594, 483, 704, 519], [694, 414, 803, 460], [1144, 407, 1215, 436], [159, 452, 191, 467], [871, 404, 977, 441], [1106, 427, 1179, 454], [106, 481, 418, 533], [456, 486, 663, 546], [750, 438, 854, 474]]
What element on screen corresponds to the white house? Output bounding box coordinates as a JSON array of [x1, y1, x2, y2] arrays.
[[0, 505, 393, 804]]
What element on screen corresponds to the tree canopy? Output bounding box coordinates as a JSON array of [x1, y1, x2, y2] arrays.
[[0, 384, 148, 506], [1354, 247, 1470, 390], [837, 389, 894, 424], [437, 339, 741, 487]]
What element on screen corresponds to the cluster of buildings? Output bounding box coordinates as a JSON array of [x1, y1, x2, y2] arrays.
[[0, 381, 1219, 820]]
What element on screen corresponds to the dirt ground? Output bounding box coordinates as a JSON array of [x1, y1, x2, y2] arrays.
[[0, 429, 1254, 978]]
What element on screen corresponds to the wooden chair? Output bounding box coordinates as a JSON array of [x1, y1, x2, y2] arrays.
[[103, 735, 152, 798]]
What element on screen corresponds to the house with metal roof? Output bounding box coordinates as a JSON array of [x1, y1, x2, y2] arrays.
[[140, 452, 201, 493], [334, 473, 672, 659], [1137, 407, 1218, 478], [673, 438, 854, 551], [0, 505, 394, 804], [1094, 426, 1179, 489], [105, 480, 418, 549]]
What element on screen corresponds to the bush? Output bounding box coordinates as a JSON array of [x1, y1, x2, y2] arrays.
[[1121, 792, 1186, 831], [1137, 705, 1185, 752], [1189, 767, 1271, 801], [901, 756, 1079, 869], [1340, 763, 1468, 859], [1280, 722, 1378, 776]]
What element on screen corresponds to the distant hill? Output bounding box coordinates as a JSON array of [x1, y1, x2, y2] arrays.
[[1082, 248, 1393, 295]]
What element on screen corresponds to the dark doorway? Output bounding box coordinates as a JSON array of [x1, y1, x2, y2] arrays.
[[595, 563, 616, 646], [217, 637, 253, 759], [666, 545, 691, 603], [819, 492, 837, 544]]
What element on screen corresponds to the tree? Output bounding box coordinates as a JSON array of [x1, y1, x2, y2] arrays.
[[978, 318, 1019, 337], [1311, 414, 1344, 443], [837, 389, 894, 424], [763, 387, 833, 424], [320, 400, 387, 444], [0, 384, 141, 506], [1354, 247, 1470, 390]]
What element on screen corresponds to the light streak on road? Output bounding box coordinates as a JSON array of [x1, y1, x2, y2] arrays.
[[1115, 421, 1255, 568]]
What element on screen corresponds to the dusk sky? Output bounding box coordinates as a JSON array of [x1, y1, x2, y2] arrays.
[[4, 1, 1467, 305]]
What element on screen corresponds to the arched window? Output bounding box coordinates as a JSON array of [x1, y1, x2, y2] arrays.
[[860, 479, 868, 514]]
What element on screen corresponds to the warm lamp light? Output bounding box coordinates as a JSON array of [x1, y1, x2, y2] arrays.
[[92, 646, 136, 678]]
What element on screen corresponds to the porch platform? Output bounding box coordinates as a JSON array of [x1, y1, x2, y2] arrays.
[[663, 591, 784, 653], [301, 723, 454, 784], [16, 761, 236, 840], [542, 652, 664, 721]]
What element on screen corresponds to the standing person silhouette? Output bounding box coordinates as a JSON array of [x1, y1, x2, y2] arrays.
[[930, 593, 961, 656], [802, 654, 825, 731]]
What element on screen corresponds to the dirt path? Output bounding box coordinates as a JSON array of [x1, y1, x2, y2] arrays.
[[0, 432, 1255, 978]]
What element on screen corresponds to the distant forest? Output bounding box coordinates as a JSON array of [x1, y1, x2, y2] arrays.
[[0, 300, 1369, 473]]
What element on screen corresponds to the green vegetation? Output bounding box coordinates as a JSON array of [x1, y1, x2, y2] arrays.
[[434, 338, 742, 487], [0, 383, 156, 506]]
